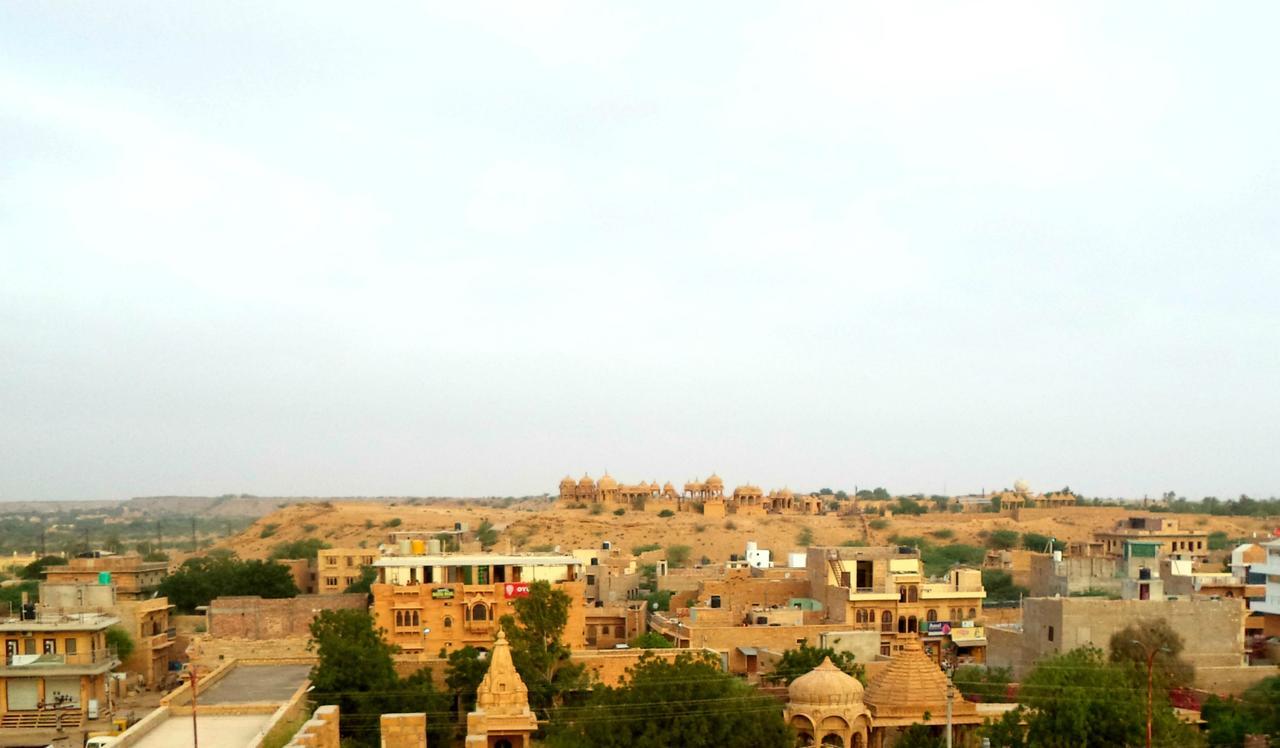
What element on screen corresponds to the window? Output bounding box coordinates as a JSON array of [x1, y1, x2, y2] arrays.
[[926, 609, 937, 622], [325, 557, 337, 567], [472, 603, 488, 622], [881, 611, 892, 632], [325, 577, 339, 587], [42, 639, 55, 654], [346, 557, 354, 567], [968, 608, 976, 619], [907, 586, 918, 603], [443, 616, 452, 629], [64, 638, 76, 655], [1047, 626, 1055, 642], [898, 586, 907, 603], [709, 595, 721, 609]]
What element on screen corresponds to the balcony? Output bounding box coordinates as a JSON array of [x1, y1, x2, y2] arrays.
[[145, 632, 173, 649], [1, 648, 119, 675]]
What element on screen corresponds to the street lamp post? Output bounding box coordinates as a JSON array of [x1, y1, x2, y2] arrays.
[[1132, 640, 1170, 748], [945, 684, 954, 748]]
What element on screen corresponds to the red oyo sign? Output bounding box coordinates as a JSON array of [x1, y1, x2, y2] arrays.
[[504, 583, 531, 598]]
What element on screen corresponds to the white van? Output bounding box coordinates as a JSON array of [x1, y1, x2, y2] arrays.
[[85, 737, 118, 748]]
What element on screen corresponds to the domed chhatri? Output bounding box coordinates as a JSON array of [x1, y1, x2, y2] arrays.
[[784, 657, 870, 748], [788, 657, 863, 706], [597, 472, 618, 490]]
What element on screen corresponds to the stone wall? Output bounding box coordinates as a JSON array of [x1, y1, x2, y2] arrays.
[[990, 596, 1247, 679], [380, 712, 427, 748], [1028, 554, 1122, 597], [208, 594, 367, 639], [285, 704, 340, 748]]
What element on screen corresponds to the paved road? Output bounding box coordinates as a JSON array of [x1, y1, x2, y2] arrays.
[[197, 664, 312, 704]]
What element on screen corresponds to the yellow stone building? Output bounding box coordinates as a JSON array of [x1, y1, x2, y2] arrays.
[[370, 553, 586, 655], [0, 612, 121, 727], [809, 546, 987, 664]]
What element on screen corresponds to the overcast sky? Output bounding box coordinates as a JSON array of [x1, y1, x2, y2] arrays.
[[2, 2, 1277, 502]]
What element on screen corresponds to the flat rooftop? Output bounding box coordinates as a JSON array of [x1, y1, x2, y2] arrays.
[[131, 713, 275, 748], [197, 663, 312, 705], [375, 553, 582, 567], [0, 612, 119, 631]]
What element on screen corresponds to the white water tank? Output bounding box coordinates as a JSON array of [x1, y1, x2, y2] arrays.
[[788, 552, 806, 569]]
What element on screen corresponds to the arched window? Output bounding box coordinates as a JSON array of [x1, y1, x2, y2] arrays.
[[927, 609, 937, 622], [898, 586, 907, 602], [908, 615, 917, 633], [907, 586, 918, 603], [472, 603, 488, 621], [821, 734, 845, 747], [968, 607, 976, 619], [443, 616, 452, 629], [898, 616, 906, 634], [855, 609, 865, 624], [881, 611, 892, 632]]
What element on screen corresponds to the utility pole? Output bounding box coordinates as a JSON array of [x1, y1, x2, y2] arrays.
[[945, 684, 954, 748], [1134, 640, 1169, 748], [190, 667, 200, 748]]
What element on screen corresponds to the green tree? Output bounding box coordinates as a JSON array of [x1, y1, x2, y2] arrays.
[[765, 642, 865, 685], [269, 538, 331, 560], [796, 527, 815, 546], [1202, 675, 1280, 746], [546, 651, 790, 748], [980, 570, 1028, 604], [1020, 532, 1062, 552], [499, 580, 587, 715], [981, 706, 1028, 748], [21, 555, 68, 580], [308, 609, 452, 747], [158, 554, 299, 612], [106, 626, 135, 661], [895, 723, 945, 748], [666, 544, 692, 568], [343, 566, 377, 594], [1108, 617, 1195, 690], [474, 519, 499, 549], [627, 631, 673, 649], [986, 529, 1019, 550], [444, 645, 490, 715], [953, 665, 1012, 702], [1017, 646, 1199, 748]]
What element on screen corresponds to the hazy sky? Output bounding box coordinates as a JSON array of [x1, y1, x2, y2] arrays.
[[2, 3, 1277, 502]]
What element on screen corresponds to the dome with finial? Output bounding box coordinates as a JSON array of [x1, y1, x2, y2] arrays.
[[788, 657, 864, 706], [579, 474, 595, 488], [598, 472, 618, 490], [560, 475, 576, 488], [1013, 479, 1031, 495], [706, 473, 723, 486]]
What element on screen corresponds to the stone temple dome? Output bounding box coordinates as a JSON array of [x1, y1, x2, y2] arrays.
[[706, 473, 724, 486], [789, 657, 864, 707], [598, 473, 618, 490], [864, 638, 974, 721], [1013, 479, 1031, 495], [579, 474, 595, 488]]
